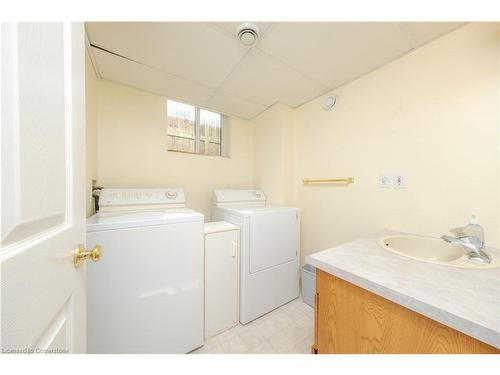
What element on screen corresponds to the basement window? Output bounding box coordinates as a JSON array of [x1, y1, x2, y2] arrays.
[[167, 99, 227, 157]]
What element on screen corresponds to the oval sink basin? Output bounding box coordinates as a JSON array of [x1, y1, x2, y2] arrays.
[[378, 235, 499, 269]]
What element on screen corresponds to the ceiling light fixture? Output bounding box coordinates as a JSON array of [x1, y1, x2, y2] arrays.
[[236, 22, 260, 47]]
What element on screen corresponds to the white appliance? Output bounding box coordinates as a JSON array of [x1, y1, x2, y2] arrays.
[[204, 222, 240, 338], [86, 188, 204, 354], [212, 190, 300, 324]]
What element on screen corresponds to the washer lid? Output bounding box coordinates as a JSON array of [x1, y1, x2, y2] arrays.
[[86, 208, 203, 232]]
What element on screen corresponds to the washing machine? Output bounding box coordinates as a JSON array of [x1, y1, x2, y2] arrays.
[[211, 189, 300, 324], [86, 188, 204, 353]]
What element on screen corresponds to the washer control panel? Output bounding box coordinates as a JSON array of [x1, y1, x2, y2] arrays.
[[99, 188, 185, 207], [213, 189, 266, 203]]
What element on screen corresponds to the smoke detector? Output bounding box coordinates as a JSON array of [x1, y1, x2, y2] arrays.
[[322, 95, 337, 111], [236, 23, 260, 47]]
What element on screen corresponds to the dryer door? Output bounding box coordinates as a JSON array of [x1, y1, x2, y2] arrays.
[[249, 210, 299, 273]]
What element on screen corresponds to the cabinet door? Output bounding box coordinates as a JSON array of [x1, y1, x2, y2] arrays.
[[205, 230, 239, 338], [314, 270, 499, 354]]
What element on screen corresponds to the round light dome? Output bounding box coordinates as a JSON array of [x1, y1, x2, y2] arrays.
[[236, 23, 260, 47]]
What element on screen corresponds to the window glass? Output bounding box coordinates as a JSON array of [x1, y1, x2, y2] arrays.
[[167, 99, 224, 156], [167, 100, 195, 153], [200, 109, 221, 156]]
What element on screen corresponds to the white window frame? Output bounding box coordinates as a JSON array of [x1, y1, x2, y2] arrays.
[[167, 99, 228, 157]]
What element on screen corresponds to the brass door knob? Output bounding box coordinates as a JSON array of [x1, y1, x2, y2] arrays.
[[74, 244, 102, 268]]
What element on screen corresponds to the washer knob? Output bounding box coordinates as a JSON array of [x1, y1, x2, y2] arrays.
[[166, 191, 178, 199]]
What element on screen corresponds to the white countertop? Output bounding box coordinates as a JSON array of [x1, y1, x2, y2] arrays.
[[204, 221, 240, 234], [305, 230, 500, 349]]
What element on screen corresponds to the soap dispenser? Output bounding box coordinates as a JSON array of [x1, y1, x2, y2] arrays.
[[465, 214, 484, 247]]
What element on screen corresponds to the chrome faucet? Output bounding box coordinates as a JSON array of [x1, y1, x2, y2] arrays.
[[441, 230, 491, 264]]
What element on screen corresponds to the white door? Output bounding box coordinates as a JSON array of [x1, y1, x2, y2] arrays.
[[204, 229, 239, 338], [1, 23, 87, 353]]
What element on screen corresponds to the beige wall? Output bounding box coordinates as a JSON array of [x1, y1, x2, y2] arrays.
[[93, 79, 254, 218], [291, 23, 499, 264], [253, 103, 293, 205], [85, 50, 99, 217], [86, 23, 499, 264]]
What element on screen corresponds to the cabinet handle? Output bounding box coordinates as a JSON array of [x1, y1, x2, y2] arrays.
[[231, 241, 237, 258]]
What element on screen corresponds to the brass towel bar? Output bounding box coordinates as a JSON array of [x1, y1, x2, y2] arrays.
[[302, 177, 354, 185]]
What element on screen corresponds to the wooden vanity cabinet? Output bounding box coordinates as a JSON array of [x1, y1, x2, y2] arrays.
[[312, 269, 499, 354]]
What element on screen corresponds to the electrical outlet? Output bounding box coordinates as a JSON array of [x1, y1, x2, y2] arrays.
[[379, 174, 391, 188], [393, 174, 406, 189]]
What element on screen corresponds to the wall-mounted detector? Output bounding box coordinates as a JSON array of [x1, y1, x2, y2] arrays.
[[322, 95, 337, 111], [236, 23, 260, 47]]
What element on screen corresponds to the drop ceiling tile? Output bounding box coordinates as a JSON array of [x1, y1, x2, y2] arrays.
[[212, 22, 275, 38], [221, 48, 327, 107], [86, 22, 248, 88], [205, 91, 268, 120], [91, 47, 214, 104], [404, 22, 466, 46], [259, 22, 413, 89], [87, 22, 468, 120]]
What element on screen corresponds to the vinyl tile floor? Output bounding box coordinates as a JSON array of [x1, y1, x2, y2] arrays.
[[192, 298, 314, 354]]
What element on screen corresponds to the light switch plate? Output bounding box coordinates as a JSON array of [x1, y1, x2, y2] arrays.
[[393, 174, 406, 189], [379, 174, 391, 188]]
